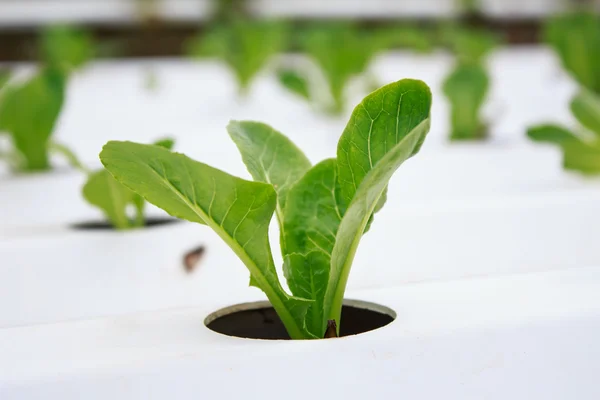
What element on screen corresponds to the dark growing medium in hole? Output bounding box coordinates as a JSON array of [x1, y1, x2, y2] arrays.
[[205, 302, 395, 340], [70, 217, 179, 231]]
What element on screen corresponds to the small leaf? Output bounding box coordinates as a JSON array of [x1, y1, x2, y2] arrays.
[[301, 23, 379, 114], [153, 137, 175, 150], [443, 63, 489, 141], [562, 140, 600, 175], [571, 90, 600, 136], [283, 159, 344, 337], [187, 20, 287, 93], [100, 141, 312, 339], [375, 26, 434, 53], [40, 25, 94, 74], [325, 79, 432, 329], [277, 68, 311, 100], [0, 69, 65, 171], [544, 11, 600, 94], [526, 124, 580, 145], [441, 25, 498, 65], [227, 120, 312, 228], [283, 251, 330, 337], [82, 169, 139, 230]]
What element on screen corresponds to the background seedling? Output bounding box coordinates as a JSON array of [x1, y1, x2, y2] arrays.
[[0, 26, 94, 172], [276, 23, 382, 115], [527, 12, 600, 173], [441, 26, 498, 141], [83, 138, 175, 230], [187, 19, 288, 96]]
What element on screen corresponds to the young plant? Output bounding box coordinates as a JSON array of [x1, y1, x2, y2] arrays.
[[0, 69, 66, 171], [374, 25, 435, 54], [528, 90, 600, 174], [0, 25, 94, 172], [441, 26, 497, 141], [187, 19, 288, 95], [279, 23, 384, 115], [442, 63, 489, 140], [40, 25, 94, 76], [544, 11, 600, 95], [527, 12, 600, 173], [99, 79, 432, 339], [83, 138, 174, 230]]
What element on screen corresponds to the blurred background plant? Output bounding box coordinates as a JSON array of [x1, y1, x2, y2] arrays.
[[82, 138, 174, 230], [0, 26, 94, 172], [0, 0, 596, 155], [441, 25, 499, 141], [527, 11, 600, 174]]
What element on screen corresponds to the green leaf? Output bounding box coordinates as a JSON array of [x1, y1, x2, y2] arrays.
[[562, 140, 600, 175], [0, 70, 10, 90], [282, 159, 344, 337], [153, 137, 175, 150], [100, 141, 312, 339], [83, 138, 174, 229], [526, 124, 580, 145], [571, 90, 600, 136], [40, 25, 94, 74], [187, 20, 287, 93], [375, 26, 435, 53], [443, 63, 489, 141], [82, 169, 140, 230], [227, 120, 312, 226], [325, 79, 432, 329], [0, 69, 65, 171], [441, 25, 498, 65], [526, 124, 600, 175], [301, 23, 380, 114], [277, 68, 311, 100], [545, 11, 600, 94], [283, 251, 330, 337]]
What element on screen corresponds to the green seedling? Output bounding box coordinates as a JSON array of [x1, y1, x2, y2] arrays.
[[374, 25, 435, 54], [528, 90, 600, 175], [0, 69, 66, 171], [441, 26, 498, 141], [83, 138, 175, 230], [187, 19, 288, 95], [544, 11, 600, 94], [443, 63, 489, 140], [0, 25, 94, 172], [99, 79, 432, 338], [280, 23, 383, 115], [40, 25, 94, 76]]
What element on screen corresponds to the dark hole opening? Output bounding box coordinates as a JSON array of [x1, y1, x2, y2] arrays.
[[205, 300, 395, 340], [70, 217, 180, 231]]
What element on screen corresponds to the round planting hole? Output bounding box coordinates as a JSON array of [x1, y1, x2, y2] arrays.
[[70, 217, 179, 231], [205, 299, 396, 340]]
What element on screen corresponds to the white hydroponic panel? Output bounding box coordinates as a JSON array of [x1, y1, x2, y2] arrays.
[[0, 0, 211, 27], [1, 266, 599, 399], [1, 184, 599, 327]]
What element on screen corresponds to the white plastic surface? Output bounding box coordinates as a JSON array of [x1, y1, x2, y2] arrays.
[[0, 221, 249, 328], [1, 266, 599, 399], [2, 186, 600, 327]]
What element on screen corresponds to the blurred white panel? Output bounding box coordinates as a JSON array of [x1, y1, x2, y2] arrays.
[[253, 0, 458, 18], [480, 0, 568, 18], [0, 0, 210, 27]]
